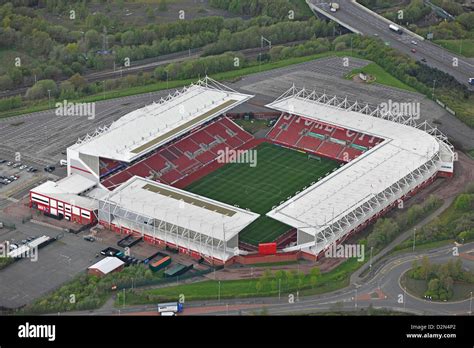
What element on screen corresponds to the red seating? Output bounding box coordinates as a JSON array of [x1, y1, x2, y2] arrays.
[[317, 142, 344, 158], [337, 147, 363, 162], [99, 158, 122, 176], [172, 155, 198, 171], [312, 122, 335, 136], [224, 135, 243, 148], [332, 128, 357, 142], [209, 142, 229, 156], [102, 170, 133, 189], [191, 131, 215, 145], [266, 114, 385, 162], [145, 153, 168, 171], [128, 162, 153, 177], [296, 136, 322, 151], [220, 117, 253, 142], [174, 138, 200, 153], [160, 169, 182, 184], [353, 134, 382, 148], [196, 150, 217, 164]]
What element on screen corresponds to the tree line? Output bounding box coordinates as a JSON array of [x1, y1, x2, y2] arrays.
[[408, 257, 473, 301]]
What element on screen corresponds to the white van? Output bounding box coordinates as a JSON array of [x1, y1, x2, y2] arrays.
[[161, 311, 175, 316], [59, 159, 67, 166]]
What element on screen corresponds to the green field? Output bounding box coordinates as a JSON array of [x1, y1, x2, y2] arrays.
[[185, 142, 339, 245], [346, 63, 417, 92]]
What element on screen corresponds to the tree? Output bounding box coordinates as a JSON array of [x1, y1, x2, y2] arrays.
[[454, 194, 472, 212], [85, 29, 100, 49], [25, 79, 58, 100], [68, 73, 87, 91], [158, 0, 168, 12], [146, 6, 155, 19], [0, 75, 13, 91]]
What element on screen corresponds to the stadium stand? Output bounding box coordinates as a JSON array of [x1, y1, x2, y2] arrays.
[[99, 158, 124, 177], [101, 117, 255, 189], [266, 113, 384, 162]]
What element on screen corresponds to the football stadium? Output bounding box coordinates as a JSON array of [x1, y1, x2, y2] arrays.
[[29, 77, 455, 265]]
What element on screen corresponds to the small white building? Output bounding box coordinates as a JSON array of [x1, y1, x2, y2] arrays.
[[88, 257, 125, 277]]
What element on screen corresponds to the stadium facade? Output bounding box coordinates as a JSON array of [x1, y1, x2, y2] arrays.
[[29, 79, 455, 264]]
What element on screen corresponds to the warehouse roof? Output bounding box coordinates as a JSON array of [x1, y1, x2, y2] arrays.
[[266, 89, 441, 237], [88, 257, 124, 275], [104, 176, 260, 242], [70, 78, 253, 162]]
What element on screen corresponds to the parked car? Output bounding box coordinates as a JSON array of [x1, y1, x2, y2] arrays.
[[411, 40, 417, 45], [19, 165, 27, 170], [83, 236, 95, 242], [12, 163, 21, 168], [411, 48, 416, 53], [6, 161, 13, 166], [44, 165, 55, 172], [0, 159, 6, 164], [421, 57, 427, 63]]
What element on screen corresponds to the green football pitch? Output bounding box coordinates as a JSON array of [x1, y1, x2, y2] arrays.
[[185, 142, 340, 245]]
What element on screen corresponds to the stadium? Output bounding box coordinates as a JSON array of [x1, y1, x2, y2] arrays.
[[29, 77, 455, 265]]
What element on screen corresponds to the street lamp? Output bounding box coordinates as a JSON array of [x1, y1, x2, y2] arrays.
[[369, 246, 373, 269], [354, 288, 358, 309], [218, 281, 221, 302], [412, 228, 416, 252], [278, 278, 281, 300], [469, 291, 472, 315]]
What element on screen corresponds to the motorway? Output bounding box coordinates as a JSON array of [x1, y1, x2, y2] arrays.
[[307, 0, 474, 90], [63, 242, 474, 316]]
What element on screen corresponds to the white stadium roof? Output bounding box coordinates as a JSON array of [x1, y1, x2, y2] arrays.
[[104, 176, 260, 242], [266, 87, 448, 244], [31, 174, 98, 210], [70, 77, 253, 162]]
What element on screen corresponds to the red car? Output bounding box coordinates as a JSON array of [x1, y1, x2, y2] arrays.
[[411, 48, 417, 53]]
